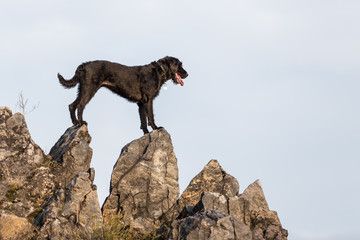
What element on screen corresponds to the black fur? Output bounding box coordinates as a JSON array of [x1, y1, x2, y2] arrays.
[[58, 56, 188, 134]]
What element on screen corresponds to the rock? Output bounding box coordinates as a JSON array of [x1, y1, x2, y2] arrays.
[[231, 180, 287, 240], [157, 210, 252, 240], [174, 180, 288, 240], [162, 159, 239, 223], [0, 106, 45, 178], [180, 159, 239, 205], [0, 107, 54, 219], [102, 128, 179, 236], [161, 159, 287, 240], [0, 213, 36, 240], [191, 191, 230, 216], [49, 125, 93, 188], [0, 106, 288, 239], [0, 107, 102, 239], [34, 170, 103, 240]]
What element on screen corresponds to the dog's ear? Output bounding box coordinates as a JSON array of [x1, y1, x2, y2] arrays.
[[158, 56, 169, 65], [164, 57, 178, 74], [158, 56, 182, 74]]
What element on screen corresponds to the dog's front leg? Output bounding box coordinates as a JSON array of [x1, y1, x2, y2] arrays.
[[146, 101, 160, 131], [137, 102, 149, 134]]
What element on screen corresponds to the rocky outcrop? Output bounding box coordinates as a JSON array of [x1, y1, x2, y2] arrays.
[[188, 183, 288, 240], [162, 159, 239, 223], [159, 210, 252, 240], [102, 129, 179, 235], [0, 106, 287, 239], [33, 125, 102, 239], [34, 171, 103, 240], [0, 107, 102, 239], [49, 125, 93, 188], [0, 106, 54, 219], [158, 160, 288, 240]]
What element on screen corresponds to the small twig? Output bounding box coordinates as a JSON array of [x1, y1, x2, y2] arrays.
[[15, 91, 39, 115]]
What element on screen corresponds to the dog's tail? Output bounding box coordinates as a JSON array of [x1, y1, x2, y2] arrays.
[[58, 64, 85, 88], [58, 73, 78, 88]]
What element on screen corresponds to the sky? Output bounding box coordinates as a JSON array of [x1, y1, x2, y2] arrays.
[[1, 1, 359, 239]]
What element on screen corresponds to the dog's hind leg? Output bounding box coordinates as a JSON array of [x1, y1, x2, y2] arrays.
[[137, 102, 149, 134], [76, 86, 97, 126], [69, 97, 80, 125]]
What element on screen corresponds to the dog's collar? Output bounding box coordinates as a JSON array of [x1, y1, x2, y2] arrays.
[[156, 61, 166, 73]]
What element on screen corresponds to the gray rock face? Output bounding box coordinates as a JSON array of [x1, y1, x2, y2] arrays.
[[171, 178, 287, 239], [0, 107, 53, 219], [209, 182, 287, 239], [102, 128, 180, 235], [34, 125, 101, 239], [34, 170, 103, 240], [163, 159, 239, 223], [0, 107, 102, 239], [181, 159, 239, 204], [159, 210, 252, 240], [49, 125, 93, 188]]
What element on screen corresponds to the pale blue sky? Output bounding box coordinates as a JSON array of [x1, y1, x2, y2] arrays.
[[1, 1, 359, 239]]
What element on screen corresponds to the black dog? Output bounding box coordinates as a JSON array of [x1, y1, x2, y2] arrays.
[[58, 56, 188, 134]]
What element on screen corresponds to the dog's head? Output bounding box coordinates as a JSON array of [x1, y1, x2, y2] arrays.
[[158, 56, 188, 86]]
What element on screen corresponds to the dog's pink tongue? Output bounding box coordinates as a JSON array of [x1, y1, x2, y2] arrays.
[[176, 73, 184, 86]]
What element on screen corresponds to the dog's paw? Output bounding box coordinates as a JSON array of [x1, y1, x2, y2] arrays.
[[80, 121, 88, 126], [141, 127, 149, 134]]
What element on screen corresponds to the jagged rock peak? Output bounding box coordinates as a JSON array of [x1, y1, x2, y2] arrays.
[[162, 159, 240, 223], [0, 107, 101, 240], [0, 106, 45, 178], [181, 159, 240, 204], [161, 160, 288, 240], [49, 125, 91, 163], [49, 125, 93, 188], [102, 128, 180, 235], [0, 107, 53, 223]]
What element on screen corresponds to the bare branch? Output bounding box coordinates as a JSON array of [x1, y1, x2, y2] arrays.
[[15, 91, 40, 115]]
